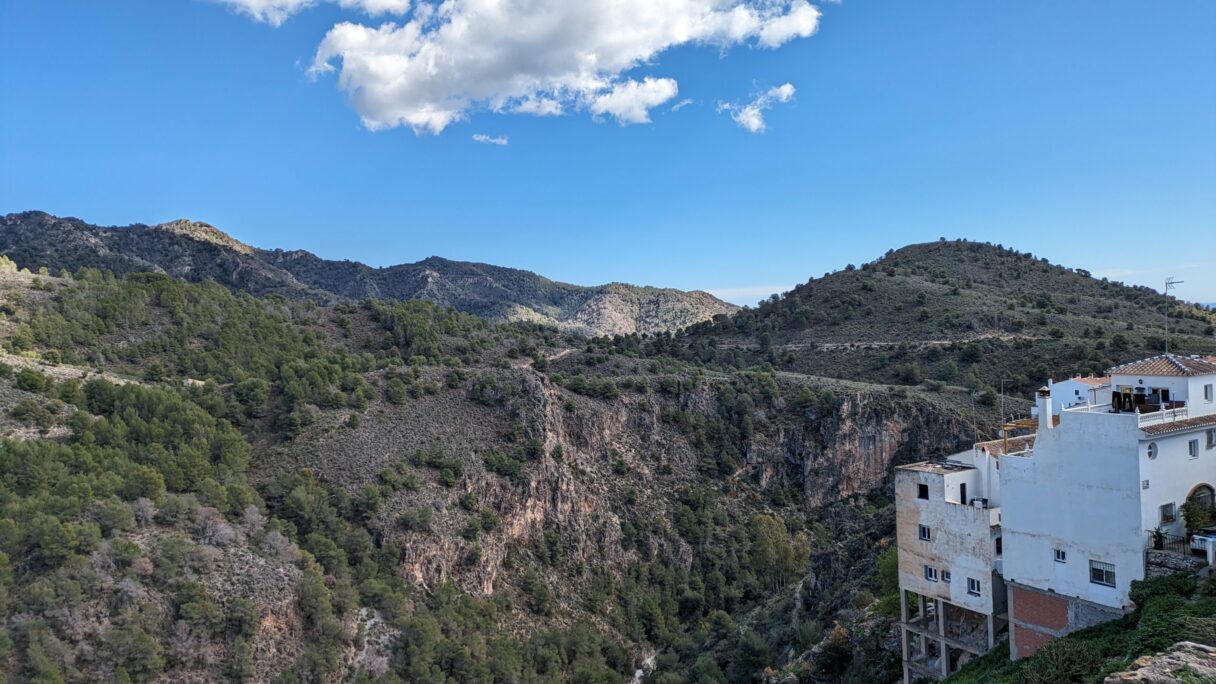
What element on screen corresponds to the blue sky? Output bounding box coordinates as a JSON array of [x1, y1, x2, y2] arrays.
[[1, 1, 1214, 305]]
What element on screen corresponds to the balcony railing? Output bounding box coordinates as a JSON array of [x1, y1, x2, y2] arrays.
[[1139, 405, 1189, 427], [1147, 530, 1190, 555]]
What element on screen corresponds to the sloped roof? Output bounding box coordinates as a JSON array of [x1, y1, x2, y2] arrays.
[[1071, 376, 1110, 387], [975, 434, 1036, 456], [1141, 413, 1216, 436], [1108, 354, 1216, 377]]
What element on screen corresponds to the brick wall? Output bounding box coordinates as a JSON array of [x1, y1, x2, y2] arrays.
[[1011, 584, 1068, 631], [1013, 624, 1054, 658]]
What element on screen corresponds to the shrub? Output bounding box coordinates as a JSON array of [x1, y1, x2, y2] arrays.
[[1019, 638, 1103, 684]]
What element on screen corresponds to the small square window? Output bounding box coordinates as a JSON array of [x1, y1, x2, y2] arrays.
[[917, 483, 929, 500], [1089, 560, 1116, 588], [1054, 548, 1066, 563], [1161, 503, 1177, 524], [1205, 384, 1214, 402], [924, 565, 938, 582], [918, 525, 931, 541], [967, 578, 981, 596], [1190, 440, 1200, 459], [1208, 429, 1216, 450], [1142, 479, 1151, 490], [942, 571, 952, 583]]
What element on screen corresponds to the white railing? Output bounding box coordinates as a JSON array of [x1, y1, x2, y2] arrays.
[[1066, 402, 1115, 414], [1139, 406, 1189, 426]]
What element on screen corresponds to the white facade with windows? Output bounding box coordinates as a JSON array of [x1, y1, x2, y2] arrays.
[[894, 439, 1011, 680], [1003, 355, 1216, 610], [895, 354, 1216, 679]]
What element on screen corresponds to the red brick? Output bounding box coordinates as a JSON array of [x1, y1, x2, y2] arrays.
[[1014, 625, 1055, 659], [1012, 585, 1069, 631]]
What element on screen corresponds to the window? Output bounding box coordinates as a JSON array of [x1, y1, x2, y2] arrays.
[[917, 483, 929, 500], [942, 571, 952, 583], [1208, 429, 1216, 450], [1054, 548, 1067, 563], [1190, 439, 1200, 459], [1206, 384, 1214, 402], [995, 536, 1002, 556], [1147, 443, 1158, 460], [967, 578, 981, 596], [924, 565, 938, 582], [1191, 486, 1214, 513], [1143, 479, 1151, 490], [1160, 502, 1177, 524], [918, 525, 931, 541], [1090, 560, 1116, 588]]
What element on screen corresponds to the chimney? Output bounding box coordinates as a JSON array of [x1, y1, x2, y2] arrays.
[[1037, 387, 1053, 431]]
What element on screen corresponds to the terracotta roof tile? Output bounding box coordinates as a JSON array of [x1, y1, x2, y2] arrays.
[[975, 434, 1036, 456], [1072, 376, 1110, 387], [1140, 413, 1216, 436], [1108, 354, 1216, 377]]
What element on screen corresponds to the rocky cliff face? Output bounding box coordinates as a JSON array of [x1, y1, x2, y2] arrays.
[[253, 360, 975, 609], [1104, 642, 1216, 683], [0, 211, 737, 335]]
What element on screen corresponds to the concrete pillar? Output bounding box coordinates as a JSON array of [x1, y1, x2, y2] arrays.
[[901, 590, 911, 684], [936, 599, 946, 637], [937, 598, 949, 677], [918, 594, 928, 654], [987, 612, 995, 650], [1007, 584, 1018, 660], [901, 627, 910, 684]]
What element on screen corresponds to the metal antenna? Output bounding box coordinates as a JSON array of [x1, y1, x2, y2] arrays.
[[1165, 278, 1184, 353], [999, 378, 1006, 423]]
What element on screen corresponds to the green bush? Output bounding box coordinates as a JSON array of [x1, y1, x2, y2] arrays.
[[1019, 639, 1103, 684]]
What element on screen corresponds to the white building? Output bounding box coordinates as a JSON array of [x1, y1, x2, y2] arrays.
[[1034, 376, 1110, 414], [895, 354, 1216, 680], [1002, 354, 1216, 659]]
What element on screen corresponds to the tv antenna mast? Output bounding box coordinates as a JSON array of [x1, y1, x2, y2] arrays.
[[1164, 277, 1184, 353]]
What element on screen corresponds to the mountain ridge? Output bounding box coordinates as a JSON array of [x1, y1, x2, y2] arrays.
[[0, 211, 737, 336]]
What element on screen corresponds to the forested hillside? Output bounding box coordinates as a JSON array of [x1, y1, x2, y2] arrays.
[[0, 260, 1000, 683], [670, 240, 1215, 397]]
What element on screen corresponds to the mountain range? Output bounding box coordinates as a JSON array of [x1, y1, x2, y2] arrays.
[[0, 214, 1213, 683], [0, 211, 737, 337]]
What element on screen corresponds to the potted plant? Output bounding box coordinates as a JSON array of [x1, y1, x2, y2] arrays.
[[1152, 526, 1164, 550]]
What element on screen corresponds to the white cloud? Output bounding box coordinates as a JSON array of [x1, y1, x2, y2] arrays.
[[590, 78, 679, 125], [513, 97, 563, 117], [671, 98, 695, 112], [213, 0, 411, 26], [306, 0, 821, 134], [719, 82, 796, 133], [472, 133, 508, 145], [758, 1, 821, 47]]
